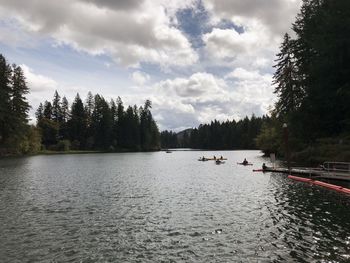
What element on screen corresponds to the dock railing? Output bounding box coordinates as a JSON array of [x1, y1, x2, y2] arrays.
[[288, 162, 350, 178], [322, 162, 350, 174]]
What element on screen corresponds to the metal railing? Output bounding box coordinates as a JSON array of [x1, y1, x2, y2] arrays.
[[322, 162, 350, 174]]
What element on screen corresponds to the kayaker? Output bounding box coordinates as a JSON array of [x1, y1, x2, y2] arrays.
[[214, 155, 216, 160], [262, 163, 267, 170], [220, 156, 223, 160], [243, 158, 248, 165]]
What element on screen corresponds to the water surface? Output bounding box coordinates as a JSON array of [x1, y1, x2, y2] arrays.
[[1, 151, 350, 262]]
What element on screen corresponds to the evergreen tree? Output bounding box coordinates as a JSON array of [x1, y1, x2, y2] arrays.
[[52, 90, 62, 122], [0, 54, 12, 144], [85, 91, 94, 126], [115, 96, 125, 148], [36, 103, 44, 123], [43, 101, 53, 120], [68, 94, 87, 149], [273, 33, 304, 117], [11, 64, 30, 131], [61, 96, 69, 123], [59, 96, 69, 140], [91, 95, 113, 150], [292, 0, 350, 138], [139, 100, 160, 150]]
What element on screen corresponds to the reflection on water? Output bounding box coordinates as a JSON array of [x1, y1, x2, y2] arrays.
[[0, 151, 350, 262]]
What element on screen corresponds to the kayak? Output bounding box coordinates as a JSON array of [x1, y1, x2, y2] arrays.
[[199, 157, 227, 161], [216, 160, 225, 164], [237, 162, 253, 166]]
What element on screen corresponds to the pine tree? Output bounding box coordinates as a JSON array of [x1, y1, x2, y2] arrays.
[[68, 94, 87, 149], [36, 103, 44, 123], [11, 64, 30, 130], [292, 0, 350, 138], [115, 96, 125, 148], [61, 96, 69, 123], [52, 90, 62, 122], [43, 101, 53, 120], [0, 54, 12, 144], [273, 33, 304, 117], [85, 91, 94, 127]]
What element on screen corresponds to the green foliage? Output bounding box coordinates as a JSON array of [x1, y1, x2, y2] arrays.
[[161, 115, 267, 150], [52, 90, 62, 122], [0, 54, 12, 144], [257, 0, 350, 162], [35, 91, 160, 152], [25, 126, 42, 154], [55, 140, 71, 151], [255, 124, 280, 155], [0, 55, 32, 155], [1, 53, 160, 155], [68, 94, 87, 147], [292, 137, 350, 165], [38, 118, 59, 146], [160, 130, 178, 148]]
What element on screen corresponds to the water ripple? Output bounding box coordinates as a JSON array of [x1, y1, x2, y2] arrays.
[[1, 151, 350, 262]]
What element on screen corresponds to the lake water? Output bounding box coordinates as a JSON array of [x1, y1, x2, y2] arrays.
[[1, 150, 350, 262]]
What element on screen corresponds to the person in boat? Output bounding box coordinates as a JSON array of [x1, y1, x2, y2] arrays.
[[202, 156, 205, 161], [262, 163, 267, 170], [214, 155, 216, 160], [242, 158, 248, 165], [220, 156, 223, 160]]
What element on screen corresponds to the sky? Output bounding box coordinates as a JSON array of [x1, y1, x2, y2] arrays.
[[0, 0, 301, 131]]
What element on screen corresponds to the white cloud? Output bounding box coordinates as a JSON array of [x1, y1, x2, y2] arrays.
[[0, 0, 301, 130], [150, 71, 274, 130], [0, 0, 198, 68], [202, 23, 277, 70], [21, 64, 58, 92], [131, 71, 150, 86], [225, 67, 270, 81], [201, 0, 301, 71], [203, 0, 301, 37], [157, 72, 224, 97]]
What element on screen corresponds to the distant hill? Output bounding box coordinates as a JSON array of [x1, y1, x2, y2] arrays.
[[176, 128, 193, 147], [176, 128, 193, 139]]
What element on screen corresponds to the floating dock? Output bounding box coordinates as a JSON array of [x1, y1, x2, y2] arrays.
[[262, 162, 350, 182]]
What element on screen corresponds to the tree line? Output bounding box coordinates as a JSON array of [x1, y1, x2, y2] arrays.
[[0, 54, 41, 155], [161, 115, 268, 149], [36, 92, 160, 152], [0, 53, 160, 156], [256, 0, 350, 162]]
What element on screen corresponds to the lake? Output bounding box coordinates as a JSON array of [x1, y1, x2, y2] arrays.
[[0, 150, 350, 262]]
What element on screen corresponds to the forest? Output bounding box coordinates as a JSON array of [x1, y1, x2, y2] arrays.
[[256, 0, 350, 163], [0, 54, 40, 156], [35, 92, 160, 152], [0, 54, 160, 156], [161, 115, 268, 150]]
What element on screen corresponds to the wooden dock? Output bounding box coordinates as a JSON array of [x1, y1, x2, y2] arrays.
[[264, 167, 350, 181]]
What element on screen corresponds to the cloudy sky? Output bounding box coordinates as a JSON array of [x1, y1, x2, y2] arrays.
[[0, 0, 301, 131]]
